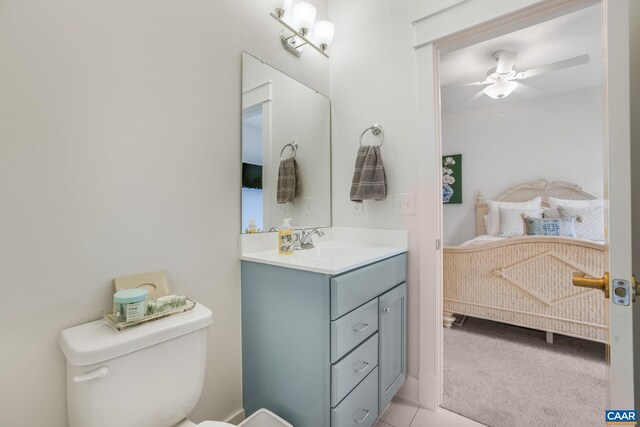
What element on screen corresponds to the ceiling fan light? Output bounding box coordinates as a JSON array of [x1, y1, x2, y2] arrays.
[[483, 79, 518, 99]]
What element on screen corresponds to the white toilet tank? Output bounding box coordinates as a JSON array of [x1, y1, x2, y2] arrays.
[[59, 304, 213, 427]]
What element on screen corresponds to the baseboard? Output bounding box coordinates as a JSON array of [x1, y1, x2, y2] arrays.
[[225, 408, 246, 425], [419, 372, 439, 410], [396, 375, 419, 405]]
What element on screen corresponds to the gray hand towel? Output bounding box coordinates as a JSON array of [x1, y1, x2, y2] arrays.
[[350, 145, 387, 202], [277, 158, 300, 204]]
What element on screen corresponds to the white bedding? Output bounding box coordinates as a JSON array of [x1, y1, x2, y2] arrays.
[[458, 235, 506, 247], [458, 234, 605, 247]]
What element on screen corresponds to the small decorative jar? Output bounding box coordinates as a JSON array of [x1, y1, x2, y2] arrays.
[[113, 289, 149, 322]]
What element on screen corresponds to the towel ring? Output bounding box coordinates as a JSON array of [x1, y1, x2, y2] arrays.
[[280, 141, 298, 161], [359, 124, 384, 147]]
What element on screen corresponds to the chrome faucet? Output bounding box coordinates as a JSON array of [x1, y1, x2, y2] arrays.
[[297, 228, 325, 249]]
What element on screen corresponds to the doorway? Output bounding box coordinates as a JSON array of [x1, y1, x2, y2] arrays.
[[437, 6, 606, 426], [415, 0, 637, 423]]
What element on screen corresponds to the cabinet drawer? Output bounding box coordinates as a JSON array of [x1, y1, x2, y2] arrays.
[[331, 299, 378, 363], [331, 253, 407, 320], [331, 368, 379, 427], [331, 333, 378, 407]]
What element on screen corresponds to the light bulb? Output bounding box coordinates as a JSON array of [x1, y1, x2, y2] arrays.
[[313, 21, 334, 50], [483, 79, 518, 99], [276, 0, 292, 18], [293, 2, 316, 35]]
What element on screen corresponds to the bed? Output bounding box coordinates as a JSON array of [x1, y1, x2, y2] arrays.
[[443, 179, 608, 343]]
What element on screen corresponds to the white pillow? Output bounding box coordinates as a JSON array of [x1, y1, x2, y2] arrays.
[[499, 207, 543, 237], [549, 197, 604, 209], [557, 205, 605, 241], [483, 215, 490, 234], [543, 208, 561, 218], [487, 197, 542, 236]]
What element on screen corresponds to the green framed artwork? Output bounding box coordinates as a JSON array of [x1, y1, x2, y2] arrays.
[[442, 154, 462, 204]]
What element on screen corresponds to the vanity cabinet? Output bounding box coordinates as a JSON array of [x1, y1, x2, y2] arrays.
[[241, 253, 407, 427]]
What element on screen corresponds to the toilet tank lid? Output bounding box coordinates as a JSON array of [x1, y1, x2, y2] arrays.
[[58, 303, 212, 366]]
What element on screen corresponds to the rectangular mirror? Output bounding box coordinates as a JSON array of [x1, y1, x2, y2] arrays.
[[241, 52, 331, 233]]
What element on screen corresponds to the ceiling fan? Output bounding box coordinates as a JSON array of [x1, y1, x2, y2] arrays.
[[452, 50, 590, 103]]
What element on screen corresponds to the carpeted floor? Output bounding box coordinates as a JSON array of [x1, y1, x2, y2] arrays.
[[442, 316, 606, 427]]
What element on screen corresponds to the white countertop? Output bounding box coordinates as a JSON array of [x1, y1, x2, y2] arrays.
[[240, 227, 408, 275]]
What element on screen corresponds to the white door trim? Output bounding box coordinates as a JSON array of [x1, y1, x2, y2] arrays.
[[413, 0, 607, 410], [603, 0, 635, 409]]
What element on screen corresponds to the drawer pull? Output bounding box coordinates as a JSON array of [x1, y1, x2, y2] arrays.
[[353, 361, 370, 373], [353, 323, 369, 333], [383, 307, 391, 314], [354, 409, 370, 423]]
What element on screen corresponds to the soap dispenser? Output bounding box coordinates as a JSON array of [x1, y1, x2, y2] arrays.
[[246, 217, 259, 234], [278, 218, 295, 255]]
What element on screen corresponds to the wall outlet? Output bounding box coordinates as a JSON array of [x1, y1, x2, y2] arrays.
[[394, 193, 415, 215], [303, 197, 312, 215], [353, 202, 363, 215]]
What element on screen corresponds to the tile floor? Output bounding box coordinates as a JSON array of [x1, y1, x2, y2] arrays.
[[376, 397, 486, 427]]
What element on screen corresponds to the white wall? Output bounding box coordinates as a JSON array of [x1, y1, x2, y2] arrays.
[[0, 1, 328, 426], [442, 86, 604, 245], [328, 0, 422, 385]]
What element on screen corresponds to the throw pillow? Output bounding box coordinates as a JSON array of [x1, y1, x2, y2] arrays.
[[487, 197, 542, 236], [557, 205, 605, 241], [499, 207, 543, 237], [523, 216, 578, 237]]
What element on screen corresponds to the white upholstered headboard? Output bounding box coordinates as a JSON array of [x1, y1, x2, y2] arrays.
[[475, 179, 598, 236]]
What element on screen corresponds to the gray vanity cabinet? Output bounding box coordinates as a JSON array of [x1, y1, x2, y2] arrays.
[[241, 253, 407, 427], [378, 284, 407, 410]]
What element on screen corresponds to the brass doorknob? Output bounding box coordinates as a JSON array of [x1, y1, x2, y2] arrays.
[[572, 272, 610, 298]]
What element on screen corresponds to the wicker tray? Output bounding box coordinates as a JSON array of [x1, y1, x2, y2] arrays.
[[103, 298, 196, 331]]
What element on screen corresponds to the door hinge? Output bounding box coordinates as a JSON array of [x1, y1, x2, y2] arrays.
[[435, 239, 441, 250]]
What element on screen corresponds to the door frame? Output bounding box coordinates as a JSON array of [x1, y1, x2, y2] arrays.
[[414, 0, 618, 410]]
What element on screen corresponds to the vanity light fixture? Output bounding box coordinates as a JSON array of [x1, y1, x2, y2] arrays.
[[292, 2, 316, 35], [313, 21, 334, 52], [270, 1, 333, 58]]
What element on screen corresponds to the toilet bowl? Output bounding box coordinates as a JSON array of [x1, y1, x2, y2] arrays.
[[59, 304, 241, 427]]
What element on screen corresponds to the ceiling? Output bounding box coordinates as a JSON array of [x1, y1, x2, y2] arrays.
[[440, 5, 602, 116]]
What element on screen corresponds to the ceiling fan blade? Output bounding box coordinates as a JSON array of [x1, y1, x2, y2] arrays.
[[496, 51, 518, 74], [460, 89, 486, 109], [514, 82, 539, 98], [517, 54, 590, 79], [443, 80, 492, 88]]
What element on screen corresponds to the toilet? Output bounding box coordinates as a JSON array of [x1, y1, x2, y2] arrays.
[[58, 304, 270, 427]]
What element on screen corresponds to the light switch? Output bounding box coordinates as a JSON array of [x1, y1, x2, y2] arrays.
[[303, 197, 312, 215], [394, 193, 415, 215], [353, 202, 363, 215]]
